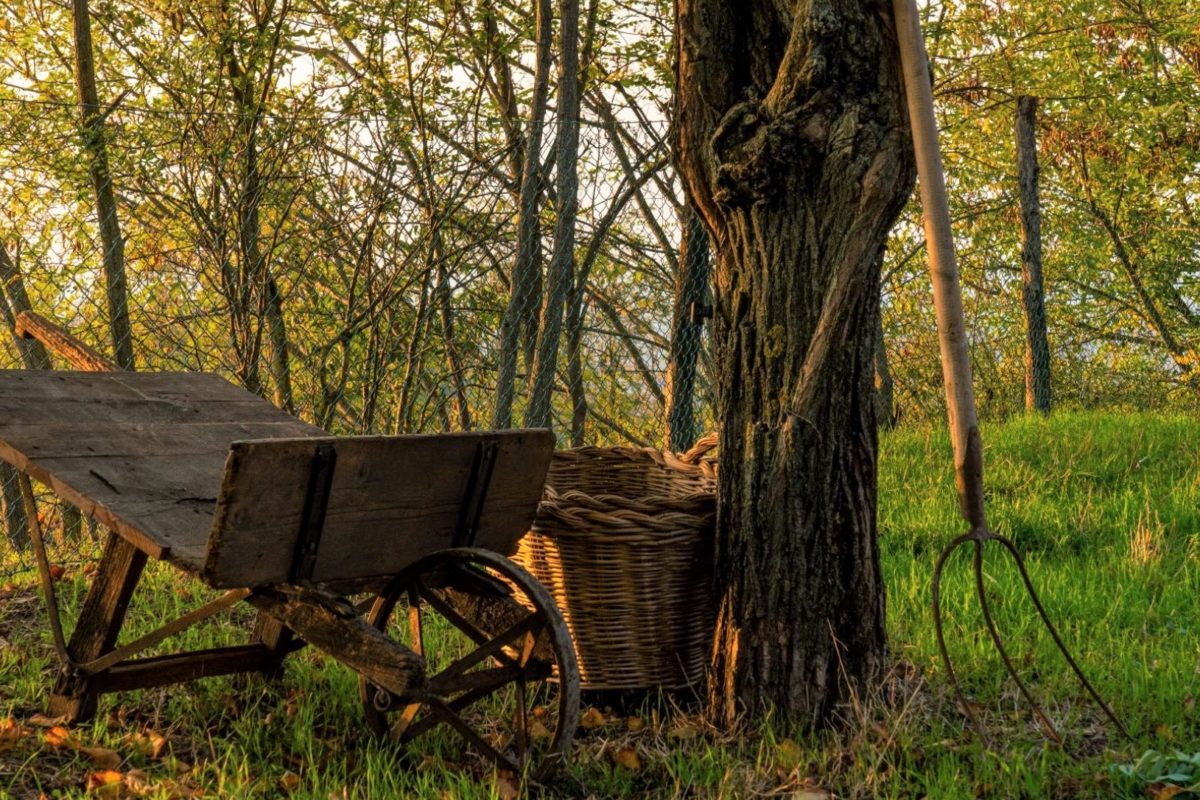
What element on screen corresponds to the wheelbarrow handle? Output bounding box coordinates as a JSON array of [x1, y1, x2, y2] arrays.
[[893, 0, 987, 530]]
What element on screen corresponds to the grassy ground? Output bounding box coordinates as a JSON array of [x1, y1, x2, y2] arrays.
[[1, 411, 1197, 798]]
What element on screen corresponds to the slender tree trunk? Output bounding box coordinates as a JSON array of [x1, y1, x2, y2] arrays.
[[264, 272, 294, 413], [72, 0, 135, 370], [666, 202, 711, 451], [0, 245, 85, 543], [874, 308, 898, 428], [526, 0, 581, 430], [0, 246, 41, 549], [492, 0, 554, 429], [1016, 96, 1051, 414], [675, 0, 915, 727]]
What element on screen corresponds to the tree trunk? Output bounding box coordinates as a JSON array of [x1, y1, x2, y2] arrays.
[[492, 0, 554, 429], [674, 0, 915, 727], [525, 0, 581, 430], [1016, 95, 1051, 414], [666, 202, 711, 451], [0, 244, 86, 544], [72, 0, 135, 370], [264, 272, 294, 413], [0, 247, 35, 549]]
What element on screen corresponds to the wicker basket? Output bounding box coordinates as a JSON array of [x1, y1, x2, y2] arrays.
[[512, 434, 718, 690]]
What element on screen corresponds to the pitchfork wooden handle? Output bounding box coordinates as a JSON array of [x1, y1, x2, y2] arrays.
[[893, 0, 988, 530]]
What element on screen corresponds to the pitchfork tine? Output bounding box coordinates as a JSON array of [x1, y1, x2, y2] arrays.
[[993, 534, 1133, 742], [932, 533, 988, 746], [972, 537, 1063, 745]]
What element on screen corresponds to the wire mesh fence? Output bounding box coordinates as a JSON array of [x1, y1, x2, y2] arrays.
[[0, 96, 714, 578]]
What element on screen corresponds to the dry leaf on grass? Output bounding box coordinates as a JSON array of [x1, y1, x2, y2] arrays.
[[280, 771, 302, 793], [667, 722, 701, 741], [80, 745, 123, 769], [529, 719, 552, 742], [85, 769, 125, 797], [626, 717, 645, 732], [1147, 784, 1186, 800], [0, 718, 30, 752], [44, 726, 123, 768], [126, 730, 167, 760], [792, 790, 832, 800], [493, 772, 520, 800], [26, 713, 68, 728], [613, 747, 642, 771], [44, 726, 77, 749], [580, 707, 606, 730]]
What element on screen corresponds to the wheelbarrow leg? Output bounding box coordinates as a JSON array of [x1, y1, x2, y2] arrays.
[[48, 533, 146, 723], [250, 613, 295, 679]]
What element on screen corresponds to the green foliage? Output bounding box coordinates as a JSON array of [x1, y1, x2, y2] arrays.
[[1110, 750, 1200, 796], [2, 411, 1197, 797]]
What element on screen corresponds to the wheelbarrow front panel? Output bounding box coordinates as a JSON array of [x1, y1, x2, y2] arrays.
[[203, 430, 555, 589]]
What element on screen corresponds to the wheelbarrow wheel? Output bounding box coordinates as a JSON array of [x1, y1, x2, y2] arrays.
[[359, 547, 580, 782]]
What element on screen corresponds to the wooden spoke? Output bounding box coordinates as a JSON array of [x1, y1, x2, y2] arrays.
[[359, 548, 579, 782]]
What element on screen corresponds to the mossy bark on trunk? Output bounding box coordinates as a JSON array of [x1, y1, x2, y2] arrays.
[[674, 0, 915, 727]]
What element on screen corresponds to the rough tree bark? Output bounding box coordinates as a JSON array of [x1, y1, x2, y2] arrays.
[[666, 202, 711, 451], [674, 0, 916, 726], [72, 0, 135, 370], [1016, 95, 1051, 414]]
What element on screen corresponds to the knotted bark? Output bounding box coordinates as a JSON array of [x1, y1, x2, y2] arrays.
[[674, 0, 916, 727]]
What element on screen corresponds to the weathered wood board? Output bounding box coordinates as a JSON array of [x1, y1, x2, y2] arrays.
[[204, 430, 555, 588], [0, 370, 554, 590], [0, 370, 324, 571]]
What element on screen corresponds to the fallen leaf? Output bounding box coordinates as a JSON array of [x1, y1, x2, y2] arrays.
[[529, 720, 552, 742], [123, 768, 151, 791], [626, 716, 645, 732], [280, 772, 301, 793], [580, 707, 606, 730], [44, 725, 76, 749], [48, 564, 65, 581], [792, 790, 832, 800], [613, 747, 641, 771], [86, 770, 124, 797], [127, 730, 167, 760], [1147, 784, 1185, 800], [493, 772, 519, 800], [80, 745, 122, 769], [0, 718, 29, 753], [27, 713, 67, 728], [1154, 724, 1174, 742], [668, 722, 700, 741]]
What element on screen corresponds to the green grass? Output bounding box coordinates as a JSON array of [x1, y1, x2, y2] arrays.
[[1, 410, 1198, 798]]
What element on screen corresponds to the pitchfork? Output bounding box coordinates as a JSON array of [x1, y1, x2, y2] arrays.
[[892, 0, 1131, 747]]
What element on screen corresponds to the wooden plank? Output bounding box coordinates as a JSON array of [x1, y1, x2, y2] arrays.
[[0, 422, 320, 460], [203, 430, 554, 588], [0, 370, 325, 570], [247, 588, 425, 698], [92, 644, 275, 693], [14, 312, 117, 372]]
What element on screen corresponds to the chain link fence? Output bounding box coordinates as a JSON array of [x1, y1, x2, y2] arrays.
[[0, 98, 714, 578]]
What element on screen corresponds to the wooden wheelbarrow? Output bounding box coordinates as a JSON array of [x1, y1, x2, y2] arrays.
[[0, 357, 579, 779]]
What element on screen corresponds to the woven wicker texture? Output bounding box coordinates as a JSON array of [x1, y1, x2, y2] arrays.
[[513, 434, 718, 689]]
